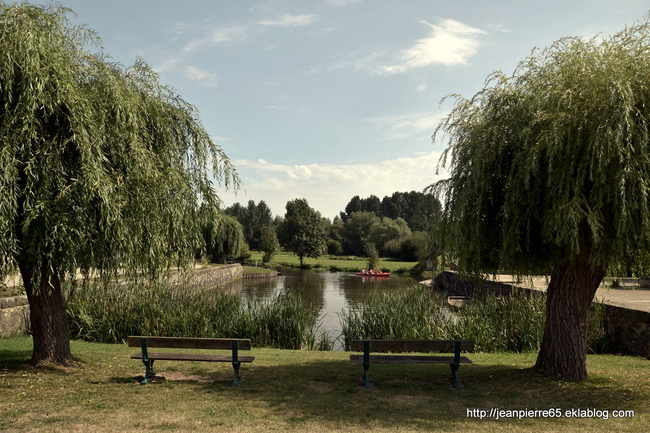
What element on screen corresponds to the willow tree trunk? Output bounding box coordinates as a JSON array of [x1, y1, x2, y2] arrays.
[[534, 259, 605, 381], [18, 259, 72, 365]]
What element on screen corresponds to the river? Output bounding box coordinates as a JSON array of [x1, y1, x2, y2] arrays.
[[219, 267, 422, 349]]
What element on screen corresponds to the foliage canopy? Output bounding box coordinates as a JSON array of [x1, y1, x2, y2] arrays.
[[278, 198, 326, 267], [0, 2, 238, 285], [430, 17, 650, 276], [202, 214, 245, 264], [0, 2, 238, 364]]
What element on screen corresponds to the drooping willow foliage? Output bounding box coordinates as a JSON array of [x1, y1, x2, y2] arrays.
[[0, 2, 239, 285], [0, 2, 239, 364], [429, 16, 650, 277], [201, 213, 246, 263]]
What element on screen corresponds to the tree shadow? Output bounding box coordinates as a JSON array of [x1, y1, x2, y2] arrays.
[[107, 358, 647, 430], [0, 349, 32, 371]]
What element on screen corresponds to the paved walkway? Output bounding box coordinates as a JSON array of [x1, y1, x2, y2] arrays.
[[425, 274, 650, 313]]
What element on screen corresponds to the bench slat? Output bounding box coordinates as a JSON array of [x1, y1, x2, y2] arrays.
[[127, 336, 251, 350], [131, 352, 255, 363], [349, 339, 474, 353], [350, 354, 472, 364]]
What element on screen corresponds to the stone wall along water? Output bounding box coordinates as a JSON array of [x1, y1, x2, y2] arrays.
[[0, 295, 30, 337]]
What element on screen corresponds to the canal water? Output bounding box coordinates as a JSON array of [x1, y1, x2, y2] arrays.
[[220, 267, 422, 349]]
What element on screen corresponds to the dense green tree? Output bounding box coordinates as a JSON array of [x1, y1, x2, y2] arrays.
[[339, 191, 441, 232], [380, 196, 399, 219], [203, 215, 245, 264], [364, 242, 379, 270], [367, 217, 411, 256], [429, 18, 650, 380], [406, 192, 442, 232], [224, 200, 273, 250], [0, 3, 238, 364], [340, 211, 379, 256], [259, 225, 280, 263], [278, 199, 326, 267], [224, 202, 246, 222], [340, 195, 362, 221], [360, 194, 381, 215], [398, 231, 429, 262], [329, 216, 344, 243]]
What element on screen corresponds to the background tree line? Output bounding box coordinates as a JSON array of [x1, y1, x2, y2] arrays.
[[206, 191, 441, 266]]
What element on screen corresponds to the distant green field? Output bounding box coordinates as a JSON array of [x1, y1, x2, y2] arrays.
[[248, 251, 420, 273]]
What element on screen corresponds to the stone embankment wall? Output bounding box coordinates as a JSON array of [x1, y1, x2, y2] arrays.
[[180, 264, 244, 289], [604, 305, 650, 356], [432, 271, 650, 357], [1, 264, 269, 337], [0, 295, 30, 337]]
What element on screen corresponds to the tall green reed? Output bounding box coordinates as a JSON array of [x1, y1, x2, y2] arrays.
[[340, 285, 609, 353], [64, 279, 321, 350], [340, 285, 459, 349]]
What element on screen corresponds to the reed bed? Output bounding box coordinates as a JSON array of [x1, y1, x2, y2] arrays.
[[64, 280, 321, 350], [340, 285, 608, 353]]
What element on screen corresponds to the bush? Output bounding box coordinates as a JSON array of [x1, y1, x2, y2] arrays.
[[327, 239, 342, 255]]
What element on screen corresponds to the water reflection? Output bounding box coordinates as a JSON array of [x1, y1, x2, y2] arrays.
[[219, 267, 421, 349]]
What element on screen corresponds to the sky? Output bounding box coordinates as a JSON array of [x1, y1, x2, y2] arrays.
[[36, 0, 650, 219]]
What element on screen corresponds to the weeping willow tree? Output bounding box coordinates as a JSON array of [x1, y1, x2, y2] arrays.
[[429, 17, 650, 380], [0, 3, 238, 364], [202, 214, 245, 264]]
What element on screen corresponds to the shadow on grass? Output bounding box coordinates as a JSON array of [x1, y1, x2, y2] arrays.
[[108, 359, 646, 430], [0, 349, 32, 370]]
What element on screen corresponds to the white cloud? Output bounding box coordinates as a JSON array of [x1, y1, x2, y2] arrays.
[[364, 111, 448, 141], [184, 66, 219, 87], [182, 14, 316, 52], [183, 24, 252, 52], [223, 151, 448, 218], [320, 18, 485, 76], [328, 0, 363, 6], [258, 14, 317, 27], [154, 57, 180, 73], [325, 50, 389, 74], [383, 18, 486, 73]]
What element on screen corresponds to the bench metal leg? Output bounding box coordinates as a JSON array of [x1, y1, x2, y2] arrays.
[[449, 340, 462, 389], [231, 361, 241, 387], [449, 363, 461, 389], [139, 337, 154, 385], [230, 340, 241, 387], [141, 359, 155, 385], [363, 340, 371, 389]]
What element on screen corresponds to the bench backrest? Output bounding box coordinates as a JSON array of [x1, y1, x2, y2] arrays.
[[349, 339, 474, 353], [127, 336, 251, 351]]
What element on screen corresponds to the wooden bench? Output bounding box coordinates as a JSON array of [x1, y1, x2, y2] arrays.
[[127, 336, 254, 387], [350, 339, 474, 389]]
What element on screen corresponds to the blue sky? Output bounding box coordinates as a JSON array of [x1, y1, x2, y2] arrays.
[[41, 0, 649, 219]]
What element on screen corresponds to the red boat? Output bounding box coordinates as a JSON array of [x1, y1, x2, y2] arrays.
[[355, 271, 391, 277]]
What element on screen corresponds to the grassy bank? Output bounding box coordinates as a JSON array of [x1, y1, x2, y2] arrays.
[[251, 252, 419, 273], [1, 336, 647, 432]]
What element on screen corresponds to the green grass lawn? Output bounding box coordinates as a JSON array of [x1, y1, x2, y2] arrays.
[[1, 336, 648, 432], [251, 251, 420, 273]]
